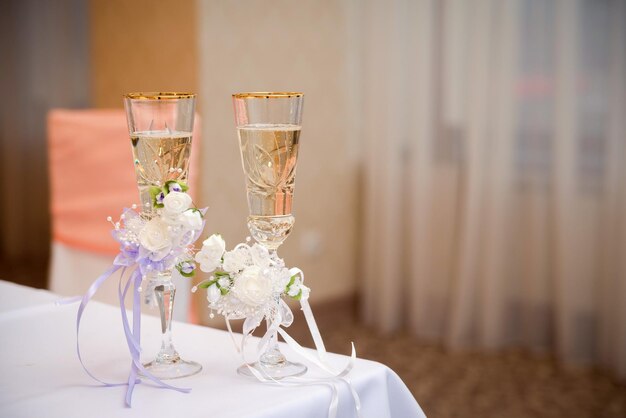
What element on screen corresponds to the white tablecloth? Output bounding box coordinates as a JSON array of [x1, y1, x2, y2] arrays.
[[0, 280, 426, 418]]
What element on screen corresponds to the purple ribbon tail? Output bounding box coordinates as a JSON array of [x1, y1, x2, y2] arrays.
[[57, 295, 83, 305], [74, 262, 191, 408], [125, 270, 142, 407], [118, 269, 191, 407], [75, 265, 126, 387]]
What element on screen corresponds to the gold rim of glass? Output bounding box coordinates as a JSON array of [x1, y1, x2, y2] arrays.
[[232, 92, 303, 99], [124, 92, 196, 100]]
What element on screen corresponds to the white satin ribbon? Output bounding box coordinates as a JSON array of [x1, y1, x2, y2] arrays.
[[225, 268, 361, 418]]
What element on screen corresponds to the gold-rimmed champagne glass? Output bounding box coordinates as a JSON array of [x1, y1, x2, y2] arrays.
[[232, 92, 307, 379], [124, 92, 202, 379]]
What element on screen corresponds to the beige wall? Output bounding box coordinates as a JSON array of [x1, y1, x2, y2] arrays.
[[197, 0, 359, 305], [90, 0, 198, 108]]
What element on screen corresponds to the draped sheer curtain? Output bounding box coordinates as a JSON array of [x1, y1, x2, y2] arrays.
[[358, 0, 626, 379]]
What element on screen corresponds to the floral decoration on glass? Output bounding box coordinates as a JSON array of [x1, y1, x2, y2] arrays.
[[64, 92, 204, 408], [193, 235, 305, 320], [193, 234, 360, 418], [69, 180, 207, 407], [110, 181, 205, 284]]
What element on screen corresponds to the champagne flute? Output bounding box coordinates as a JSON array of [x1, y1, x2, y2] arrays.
[[232, 92, 306, 379], [124, 92, 202, 379]]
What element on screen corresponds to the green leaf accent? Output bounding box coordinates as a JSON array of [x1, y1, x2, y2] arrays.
[[213, 273, 232, 295], [165, 180, 189, 193], [292, 289, 303, 301], [175, 263, 195, 278], [189, 207, 204, 218], [197, 279, 217, 289], [164, 180, 176, 193], [284, 274, 297, 293], [149, 186, 164, 208]]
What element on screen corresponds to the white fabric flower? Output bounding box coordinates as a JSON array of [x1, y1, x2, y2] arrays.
[[195, 251, 219, 272], [139, 218, 173, 260], [222, 247, 250, 273], [163, 192, 192, 215], [233, 265, 273, 307], [217, 276, 231, 288], [202, 234, 226, 258], [195, 234, 225, 272], [206, 283, 221, 304], [181, 209, 203, 230]]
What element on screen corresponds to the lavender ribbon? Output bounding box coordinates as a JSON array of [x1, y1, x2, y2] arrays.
[[73, 260, 191, 407]]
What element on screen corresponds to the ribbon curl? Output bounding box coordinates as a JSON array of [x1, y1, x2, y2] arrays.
[[67, 259, 190, 406], [226, 268, 361, 418]]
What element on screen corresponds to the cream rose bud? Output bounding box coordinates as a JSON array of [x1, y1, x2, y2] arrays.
[[163, 191, 192, 215], [202, 234, 226, 259], [194, 234, 225, 272], [195, 251, 220, 272], [182, 209, 203, 230], [139, 218, 172, 254], [206, 283, 221, 304], [222, 247, 249, 273], [233, 265, 273, 307]]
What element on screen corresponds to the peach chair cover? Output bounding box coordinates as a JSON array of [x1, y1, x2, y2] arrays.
[[47, 109, 201, 321]]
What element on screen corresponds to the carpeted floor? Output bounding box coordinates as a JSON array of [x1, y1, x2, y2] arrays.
[[288, 308, 626, 418]]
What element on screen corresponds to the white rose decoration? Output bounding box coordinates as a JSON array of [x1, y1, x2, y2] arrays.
[[233, 265, 273, 307], [222, 247, 250, 273], [206, 283, 221, 304], [195, 251, 219, 272], [181, 209, 203, 230], [163, 191, 192, 215], [139, 218, 172, 260], [202, 234, 226, 258], [195, 234, 225, 272]]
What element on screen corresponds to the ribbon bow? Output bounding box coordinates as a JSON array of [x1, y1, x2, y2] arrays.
[[63, 257, 191, 407], [226, 268, 361, 418]]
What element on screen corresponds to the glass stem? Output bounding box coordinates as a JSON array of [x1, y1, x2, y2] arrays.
[[152, 273, 180, 363], [260, 300, 286, 367]]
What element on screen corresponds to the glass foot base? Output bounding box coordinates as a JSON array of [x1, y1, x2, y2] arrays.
[[142, 358, 202, 380], [237, 361, 307, 380]]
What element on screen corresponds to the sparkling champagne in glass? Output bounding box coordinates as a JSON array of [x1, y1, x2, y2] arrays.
[[130, 130, 192, 211], [233, 92, 306, 379], [124, 92, 202, 379], [238, 123, 300, 249]]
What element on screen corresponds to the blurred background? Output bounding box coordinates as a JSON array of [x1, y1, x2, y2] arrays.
[[1, 0, 626, 416]]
